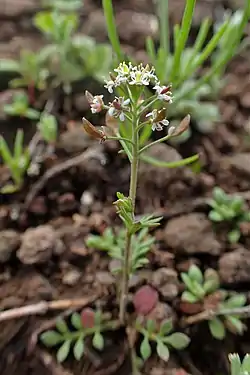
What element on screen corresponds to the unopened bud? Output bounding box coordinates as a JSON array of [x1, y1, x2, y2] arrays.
[[168, 114, 190, 137]]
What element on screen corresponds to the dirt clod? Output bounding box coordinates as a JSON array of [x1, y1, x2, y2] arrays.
[[164, 213, 222, 255], [151, 268, 179, 301], [62, 268, 81, 286], [0, 230, 20, 263], [219, 248, 250, 284], [17, 225, 65, 264]]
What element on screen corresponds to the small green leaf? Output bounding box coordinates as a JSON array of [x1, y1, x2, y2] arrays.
[[181, 291, 199, 303], [229, 353, 242, 375], [188, 264, 203, 284], [208, 210, 223, 222], [208, 318, 225, 340], [160, 319, 173, 336], [140, 336, 151, 361], [226, 316, 245, 335], [146, 319, 156, 334], [164, 332, 190, 349], [73, 337, 84, 360], [57, 340, 71, 363], [56, 318, 69, 334], [71, 312, 83, 330], [242, 354, 250, 373], [224, 294, 246, 308], [92, 332, 104, 350], [40, 330, 63, 347], [228, 229, 241, 244], [156, 341, 170, 362]]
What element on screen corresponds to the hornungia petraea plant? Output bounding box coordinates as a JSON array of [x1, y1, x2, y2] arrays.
[[40, 62, 194, 368], [83, 62, 197, 323]]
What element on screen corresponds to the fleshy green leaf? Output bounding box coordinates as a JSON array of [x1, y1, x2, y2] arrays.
[[229, 353, 242, 375], [71, 312, 83, 330], [208, 318, 225, 340], [73, 337, 84, 360], [188, 264, 203, 284], [208, 210, 223, 222], [92, 332, 104, 351], [40, 330, 63, 347], [146, 319, 156, 334], [181, 291, 199, 303], [140, 153, 199, 168], [57, 340, 71, 363], [156, 341, 170, 362], [56, 318, 69, 334], [226, 315, 245, 335], [160, 319, 173, 336], [224, 294, 246, 308], [140, 336, 151, 361], [242, 354, 250, 373], [228, 229, 241, 244], [163, 332, 190, 349]]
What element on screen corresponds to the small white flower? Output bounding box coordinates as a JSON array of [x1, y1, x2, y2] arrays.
[[129, 70, 151, 86], [114, 62, 131, 77], [146, 109, 169, 131], [90, 95, 104, 113], [108, 97, 130, 122], [153, 84, 173, 103], [104, 79, 115, 93]]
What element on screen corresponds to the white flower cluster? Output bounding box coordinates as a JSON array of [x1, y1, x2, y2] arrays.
[[104, 62, 157, 93]]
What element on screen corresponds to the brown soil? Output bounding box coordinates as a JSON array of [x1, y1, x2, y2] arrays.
[[1, 0, 250, 374]]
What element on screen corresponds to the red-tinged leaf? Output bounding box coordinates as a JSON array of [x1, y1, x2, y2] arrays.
[[81, 308, 95, 328], [133, 285, 159, 315]]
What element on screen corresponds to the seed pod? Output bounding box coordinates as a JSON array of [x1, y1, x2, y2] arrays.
[[85, 90, 94, 104], [82, 117, 106, 143], [168, 114, 190, 137]]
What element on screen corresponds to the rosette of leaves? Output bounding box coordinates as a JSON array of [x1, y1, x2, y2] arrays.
[[229, 353, 250, 375], [33, 9, 112, 93], [40, 309, 114, 363], [208, 187, 250, 243], [3, 92, 40, 119], [86, 226, 155, 275], [37, 112, 58, 144], [181, 265, 220, 304], [208, 293, 247, 340], [135, 318, 190, 363]]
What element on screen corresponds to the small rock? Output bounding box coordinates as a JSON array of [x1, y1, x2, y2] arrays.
[[146, 302, 175, 327], [241, 92, 250, 109], [133, 285, 159, 315], [17, 225, 64, 264], [96, 271, 114, 286], [164, 213, 222, 255], [151, 268, 179, 301], [28, 196, 47, 215], [153, 249, 174, 268], [62, 269, 81, 286], [0, 230, 20, 263], [57, 193, 78, 213], [227, 153, 250, 178], [219, 248, 250, 284]]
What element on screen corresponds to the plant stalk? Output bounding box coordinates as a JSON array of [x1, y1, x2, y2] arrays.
[[119, 113, 139, 324]]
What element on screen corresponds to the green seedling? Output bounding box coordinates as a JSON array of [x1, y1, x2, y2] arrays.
[[208, 187, 250, 243], [33, 9, 112, 93], [38, 112, 58, 144], [0, 129, 30, 193], [103, 0, 250, 143], [40, 309, 116, 363], [229, 353, 250, 375], [135, 318, 190, 363], [181, 265, 247, 340], [4, 92, 40, 119], [87, 227, 155, 275], [181, 264, 220, 303]]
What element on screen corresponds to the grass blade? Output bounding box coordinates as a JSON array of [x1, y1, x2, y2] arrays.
[[102, 0, 123, 61], [170, 0, 196, 81], [14, 129, 24, 160]]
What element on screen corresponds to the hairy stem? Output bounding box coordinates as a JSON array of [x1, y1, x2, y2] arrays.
[[119, 112, 139, 324]]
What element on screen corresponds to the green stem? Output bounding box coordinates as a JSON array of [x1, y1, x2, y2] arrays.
[[119, 111, 139, 324], [107, 136, 135, 146], [139, 134, 171, 155]]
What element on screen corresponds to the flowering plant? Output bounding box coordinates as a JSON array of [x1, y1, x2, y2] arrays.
[[84, 62, 198, 322]]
